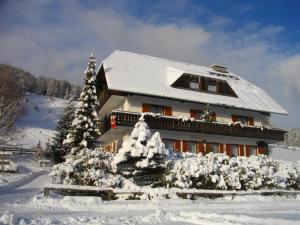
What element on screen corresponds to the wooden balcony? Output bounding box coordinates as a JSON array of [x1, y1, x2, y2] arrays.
[[100, 111, 286, 141]]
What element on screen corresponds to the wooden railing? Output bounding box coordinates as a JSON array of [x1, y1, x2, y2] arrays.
[[100, 111, 286, 141]]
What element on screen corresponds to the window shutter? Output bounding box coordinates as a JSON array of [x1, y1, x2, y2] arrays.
[[218, 143, 224, 153], [225, 144, 231, 156], [205, 143, 211, 153], [248, 117, 254, 126], [211, 112, 216, 122], [238, 145, 244, 156], [164, 106, 172, 116], [190, 110, 197, 119], [232, 115, 237, 122], [257, 146, 264, 155], [142, 103, 150, 112], [174, 140, 181, 152], [245, 145, 250, 157], [197, 142, 204, 154], [182, 141, 188, 152]]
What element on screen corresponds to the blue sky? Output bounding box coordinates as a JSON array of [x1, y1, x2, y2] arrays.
[[0, 0, 300, 128]]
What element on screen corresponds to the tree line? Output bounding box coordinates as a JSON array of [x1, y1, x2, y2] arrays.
[[0, 64, 82, 100]]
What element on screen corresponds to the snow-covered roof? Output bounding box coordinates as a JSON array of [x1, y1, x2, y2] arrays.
[[100, 50, 287, 115]]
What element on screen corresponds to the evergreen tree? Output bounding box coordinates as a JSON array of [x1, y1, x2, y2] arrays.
[[201, 104, 214, 122], [51, 98, 75, 163], [64, 53, 100, 154], [113, 115, 169, 186]]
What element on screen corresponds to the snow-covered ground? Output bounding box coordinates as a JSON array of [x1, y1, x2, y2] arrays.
[[270, 144, 300, 162], [8, 93, 65, 149], [1, 175, 300, 225], [0, 154, 48, 187]]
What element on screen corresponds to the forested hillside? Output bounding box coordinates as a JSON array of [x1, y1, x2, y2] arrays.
[[0, 64, 81, 142], [0, 64, 82, 99]]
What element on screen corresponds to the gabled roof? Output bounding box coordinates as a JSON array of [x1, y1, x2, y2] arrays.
[[99, 50, 288, 115]]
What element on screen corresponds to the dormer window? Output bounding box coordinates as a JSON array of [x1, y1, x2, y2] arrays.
[[207, 79, 217, 92], [172, 73, 238, 98], [189, 75, 199, 89]]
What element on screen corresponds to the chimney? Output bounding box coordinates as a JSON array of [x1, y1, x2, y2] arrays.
[[211, 65, 228, 73]]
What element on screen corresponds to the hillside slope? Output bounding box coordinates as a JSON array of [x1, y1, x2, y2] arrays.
[[8, 93, 66, 149]]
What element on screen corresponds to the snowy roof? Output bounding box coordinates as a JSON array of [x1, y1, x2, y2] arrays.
[[100, 50, 287, 115]]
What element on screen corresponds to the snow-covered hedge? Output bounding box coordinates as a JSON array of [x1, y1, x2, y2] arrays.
[[167, 153, 300, 190]]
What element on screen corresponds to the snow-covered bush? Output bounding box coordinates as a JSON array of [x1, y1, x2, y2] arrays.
[[50, 148, 123, 188], [112, 115, 170, 186], [167, 153, 300, 190], [1, 160, 18, 173]]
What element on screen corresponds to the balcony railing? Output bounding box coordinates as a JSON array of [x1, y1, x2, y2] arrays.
[[100, 111, 286, 141]]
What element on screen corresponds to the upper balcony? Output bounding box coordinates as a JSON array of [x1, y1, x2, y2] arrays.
[[100, 111, 286, 141]]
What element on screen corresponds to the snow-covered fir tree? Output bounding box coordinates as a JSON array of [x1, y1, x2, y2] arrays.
[[113, 114, 170, 186], [64, 53, 101, 153], [50, 53, 120, 186], [51, 98, 75, 163], [201, 104, 214, 122]]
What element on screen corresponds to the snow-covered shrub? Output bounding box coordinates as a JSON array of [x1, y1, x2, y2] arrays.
[[113, 115, 170, 186], [2, 161, 19, 173], [50, 148, 123, 188], [167, 153, 300, 190]]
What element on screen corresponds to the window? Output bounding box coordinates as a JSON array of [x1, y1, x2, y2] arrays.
[[164, 139, 174, 150], [231, 144, 239, 157], [150, 104, 164, 114], [190, 110, 203, 119], [210, 143, 218, 153], [232, 115, 254, 126], [250, 146, 257, 156], [189, 75, 200, 89], [207, 79, 217, 92], [143, 103, 172, 116], [188, 141, 197, 154]]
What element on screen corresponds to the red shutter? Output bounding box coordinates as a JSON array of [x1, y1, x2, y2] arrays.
[[190, 110, 197, 119], [248, 117, 254, 126], [232, 115, 237, 122], [218, 143, 224, 153], [206, 143, 211, 153], [197, 142, 204, 154], [238, 145, 244, 156], [257, 146, 264, 155], [164, 106, 172, 116], [225, 144, 231, 156], [211, 112, 216, 122], [174, 140, 181, 152], [182, 141, 188, 152], [142, 103, 150, 112], [245, 145, 250, 157]]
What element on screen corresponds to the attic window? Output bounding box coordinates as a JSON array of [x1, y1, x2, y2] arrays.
[[171, 73, 238, 98]]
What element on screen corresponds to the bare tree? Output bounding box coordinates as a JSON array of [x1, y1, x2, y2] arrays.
[[0, 66, 23, 141]]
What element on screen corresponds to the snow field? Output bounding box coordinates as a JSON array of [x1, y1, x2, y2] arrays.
[[9, 93, 66, 149]]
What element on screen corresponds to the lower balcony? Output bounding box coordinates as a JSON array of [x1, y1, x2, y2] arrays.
[[100, 111, 286, 141]]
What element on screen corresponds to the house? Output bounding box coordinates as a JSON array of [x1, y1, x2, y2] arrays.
[[95, 50, 287, 156]]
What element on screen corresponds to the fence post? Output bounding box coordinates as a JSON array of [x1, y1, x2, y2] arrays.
[[1, 147, 4, 175]]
